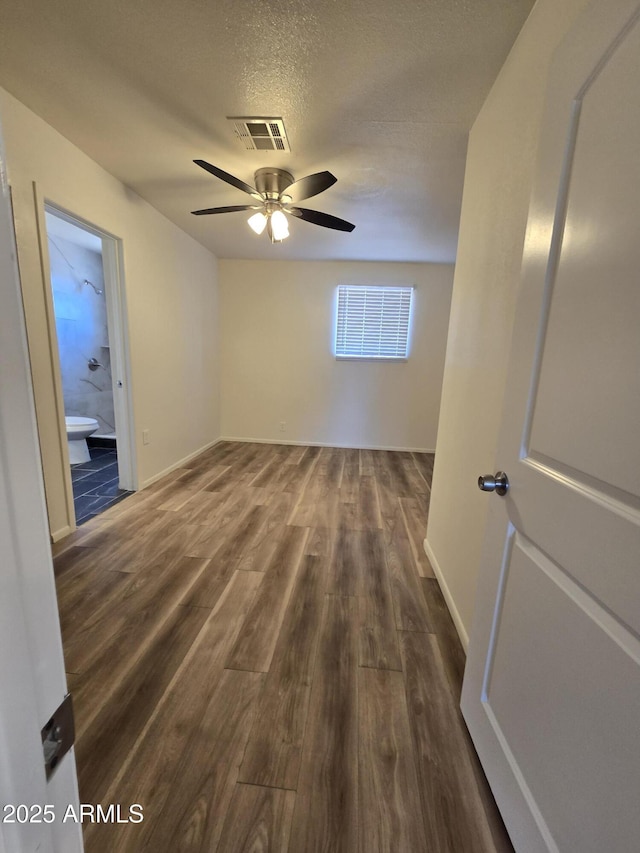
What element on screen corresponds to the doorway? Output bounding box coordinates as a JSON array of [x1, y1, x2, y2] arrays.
[[43, 205, 136, 526]]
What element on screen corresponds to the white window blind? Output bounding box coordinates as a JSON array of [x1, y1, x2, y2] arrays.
[[335, 285, 413, 360]]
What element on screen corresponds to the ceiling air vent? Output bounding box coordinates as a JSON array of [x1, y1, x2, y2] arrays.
[[228, 117, 291, 152]]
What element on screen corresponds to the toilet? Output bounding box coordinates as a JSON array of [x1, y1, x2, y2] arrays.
[[65, 416, 99, 464]]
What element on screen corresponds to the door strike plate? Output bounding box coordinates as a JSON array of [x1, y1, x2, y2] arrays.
[[41, 692, 75, 780]]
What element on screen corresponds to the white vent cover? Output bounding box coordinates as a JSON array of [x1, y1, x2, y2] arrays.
[[228, 117, 291, 152]]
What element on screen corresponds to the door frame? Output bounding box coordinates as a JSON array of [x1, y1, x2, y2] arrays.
[[35, 197, 138, 514], [0, 117, 83, 853]]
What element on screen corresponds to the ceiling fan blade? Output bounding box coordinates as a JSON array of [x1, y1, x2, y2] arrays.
[[193, 160, 261, 199], [288, 206, 355, 232], [191, 204, 257, 215], [282, 171, 337, 203]]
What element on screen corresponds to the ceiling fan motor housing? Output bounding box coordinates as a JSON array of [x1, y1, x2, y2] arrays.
[[254, 167, 294, 200]]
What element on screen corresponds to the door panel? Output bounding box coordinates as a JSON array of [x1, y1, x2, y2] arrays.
[[528, 16, 640, 495], [516, 468, 640, 635], [485, 535, 640, 852], [462, 3, 640, 850]]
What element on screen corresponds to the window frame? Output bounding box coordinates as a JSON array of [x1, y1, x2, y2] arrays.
[[334, 284, 414, 362]]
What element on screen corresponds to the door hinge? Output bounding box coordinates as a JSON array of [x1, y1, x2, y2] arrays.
[[41, 693, 75, 780]]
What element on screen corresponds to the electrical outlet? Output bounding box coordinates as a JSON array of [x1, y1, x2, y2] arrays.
[[142, 429, 150, 445], [279, 421, 286, 432]]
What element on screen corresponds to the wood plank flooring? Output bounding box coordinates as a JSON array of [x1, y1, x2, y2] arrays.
[[52, 441, 513, 853]]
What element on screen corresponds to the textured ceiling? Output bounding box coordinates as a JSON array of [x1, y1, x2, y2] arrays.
[[0, 0, 534, 262]]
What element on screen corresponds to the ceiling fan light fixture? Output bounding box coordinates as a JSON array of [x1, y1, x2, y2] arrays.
[[270, 209, 289, 241], [248, 211, 267, 235], [191, 160, 355, 238]]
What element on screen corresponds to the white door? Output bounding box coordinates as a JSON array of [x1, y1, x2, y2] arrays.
[[0, 122, 83, 851], [461, 2, 640, 851]]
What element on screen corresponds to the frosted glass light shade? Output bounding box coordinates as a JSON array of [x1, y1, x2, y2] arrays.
[[248, 212, 267, 234], [270, 209, 290, 241]]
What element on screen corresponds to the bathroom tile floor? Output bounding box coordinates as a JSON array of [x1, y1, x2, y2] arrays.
[[71, 446, 132, 525]]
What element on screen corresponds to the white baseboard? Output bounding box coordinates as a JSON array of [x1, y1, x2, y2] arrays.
[[50, 524, 74, 543], [219, 435, 435, 453], [141, 437, 223, 489], [423, 537, 469, 651]]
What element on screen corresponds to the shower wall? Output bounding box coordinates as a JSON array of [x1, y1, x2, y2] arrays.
[[48, 232, 115, 434]]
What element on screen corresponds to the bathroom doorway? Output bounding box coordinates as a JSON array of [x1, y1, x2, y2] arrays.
[[44, 205, 136, 525]]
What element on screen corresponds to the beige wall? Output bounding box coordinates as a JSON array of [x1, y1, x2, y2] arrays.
[[425, 0, 591, 646], [219, 260, 452, 450], [1, 87, 220, 539]]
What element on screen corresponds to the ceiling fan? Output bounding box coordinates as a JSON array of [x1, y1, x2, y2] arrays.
[[191, 160, 356, 242]]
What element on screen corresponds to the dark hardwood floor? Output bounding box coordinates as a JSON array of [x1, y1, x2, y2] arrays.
[[52, 441, 513, 853]]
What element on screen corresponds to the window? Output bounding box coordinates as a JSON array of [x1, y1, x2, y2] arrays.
[[335, 285, 414, 360]]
